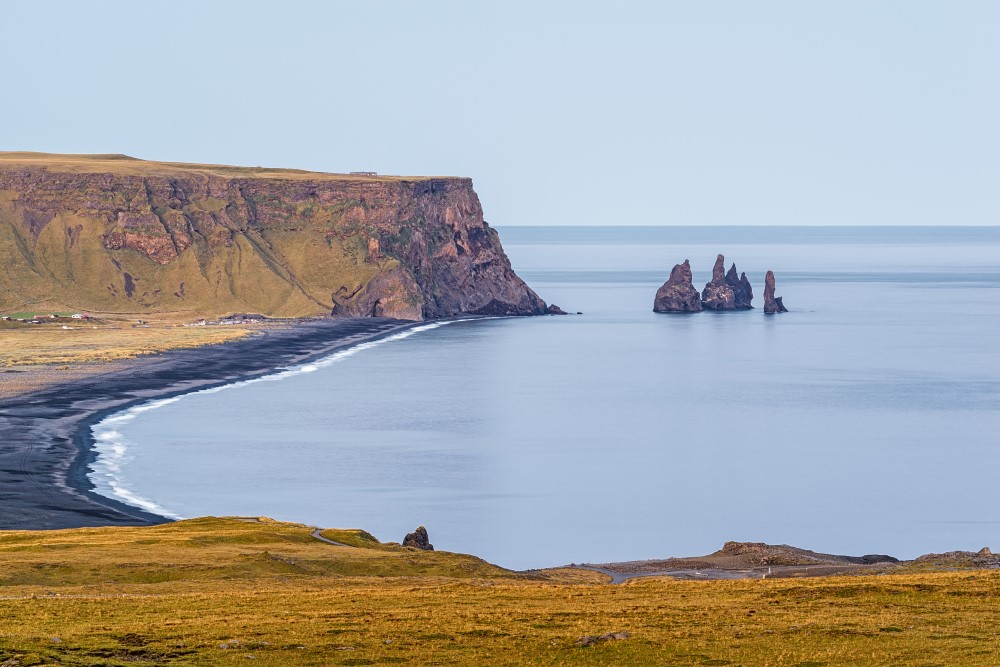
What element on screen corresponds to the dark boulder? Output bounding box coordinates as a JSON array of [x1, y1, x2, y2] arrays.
[[701, 254, 736, 310], [763, 270, 789, 314], [725, 263, 753, 309], [402, 526, 434, 551], [653, 260, 702, 313]]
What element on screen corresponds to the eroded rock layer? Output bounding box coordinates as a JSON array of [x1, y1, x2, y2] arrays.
[[0, 153, 545, 320]]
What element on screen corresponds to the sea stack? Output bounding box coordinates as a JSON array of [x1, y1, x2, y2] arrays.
[[701, 254, 736, 310], [653, 260, 703, 312], [763, 271, 789, 313], [725, 263, 754, 309]]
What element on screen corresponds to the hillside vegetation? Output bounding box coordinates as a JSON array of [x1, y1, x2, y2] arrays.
[[0, 517, 998, 666]]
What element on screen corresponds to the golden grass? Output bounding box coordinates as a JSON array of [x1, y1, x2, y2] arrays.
[[0, 152, 455, 182], [0, 321, 252, 398], [0, 517, 998, 666], [0, 322, 251, 367]]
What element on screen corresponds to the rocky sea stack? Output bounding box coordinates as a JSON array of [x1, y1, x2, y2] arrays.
[[700, 254, 735, 310], [701, 254, 752, 310], [763, 270, 789, 314], [0, 153, 546, 321], [653, 260, 703, 313], [726, 263, 754, 309]]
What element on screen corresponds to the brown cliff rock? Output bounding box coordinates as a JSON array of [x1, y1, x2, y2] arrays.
[[653, 260, 702, 313], [701, 254, 736, 310], [402, 526, 434, 551], [0, 153, 546, 320], [331, 266, 423, 320], [763, 270, 789, 313]]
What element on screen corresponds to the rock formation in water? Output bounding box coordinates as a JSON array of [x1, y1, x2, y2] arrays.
[[701, 254, 737, 310], [0, 152, 546, 320], [653, 260, 702, 312], [726, 263, 754, 309], [545, 304, 568, 315], [402, 526, 434, 551], [763, 271, 788, 313]]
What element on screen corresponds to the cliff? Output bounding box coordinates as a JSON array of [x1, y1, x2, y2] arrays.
[[0, 153, 546, 320]]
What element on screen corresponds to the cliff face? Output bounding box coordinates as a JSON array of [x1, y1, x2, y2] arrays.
[[0, 153, 545, 320]]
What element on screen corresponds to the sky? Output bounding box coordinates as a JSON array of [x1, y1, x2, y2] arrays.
[[2, 1, 997, 226]]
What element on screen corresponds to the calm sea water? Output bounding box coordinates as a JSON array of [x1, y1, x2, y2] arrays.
[[91, 227, 1000, 570]]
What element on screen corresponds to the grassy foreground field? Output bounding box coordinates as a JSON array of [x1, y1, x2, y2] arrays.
[[0, 518, 997, 666]]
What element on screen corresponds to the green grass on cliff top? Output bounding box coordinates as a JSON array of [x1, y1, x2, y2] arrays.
[[0, 151, 462, 182]]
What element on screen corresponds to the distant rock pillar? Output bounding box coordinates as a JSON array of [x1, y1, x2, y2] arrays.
[[763, 271, 789, 313], [725, 262, 753, 309], [701, 254, 736, 310]]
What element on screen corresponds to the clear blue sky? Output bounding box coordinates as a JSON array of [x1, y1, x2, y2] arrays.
[[2, 1, 997, 225]]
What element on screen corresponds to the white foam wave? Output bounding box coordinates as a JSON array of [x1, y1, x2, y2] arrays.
[[87, 319, 468, 518]]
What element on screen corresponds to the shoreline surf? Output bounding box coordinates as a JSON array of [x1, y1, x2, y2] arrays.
[[0, 317, 438, 530], [86, 319, 467, 520]]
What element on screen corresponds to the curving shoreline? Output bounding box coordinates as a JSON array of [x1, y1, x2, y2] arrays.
[[0, 317, 428, 530]]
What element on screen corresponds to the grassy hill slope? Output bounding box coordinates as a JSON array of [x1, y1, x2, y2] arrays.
[[0, 517, 998, 666]]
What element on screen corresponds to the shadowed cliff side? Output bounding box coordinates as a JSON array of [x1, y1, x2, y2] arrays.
[[0, 153, 546, 320]]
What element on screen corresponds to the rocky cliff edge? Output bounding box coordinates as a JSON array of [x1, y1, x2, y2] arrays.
[[0, 153, 546, 320]]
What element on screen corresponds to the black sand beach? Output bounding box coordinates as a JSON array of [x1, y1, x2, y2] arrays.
[[0, 318, 421, 530]]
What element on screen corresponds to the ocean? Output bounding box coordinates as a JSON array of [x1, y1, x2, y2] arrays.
[[90, 226, 1000, 570]]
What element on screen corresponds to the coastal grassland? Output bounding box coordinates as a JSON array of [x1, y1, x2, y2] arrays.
[[0, 322, 251, 367], [0, 518, 998, 666], [0, 152, 456, 181], [0, 320, 251, 397]]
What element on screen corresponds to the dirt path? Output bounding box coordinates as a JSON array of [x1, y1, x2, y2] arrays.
[[309, 529, 352, 547]]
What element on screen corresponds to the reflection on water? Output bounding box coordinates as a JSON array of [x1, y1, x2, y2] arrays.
[[92, 227, 1000, 569]]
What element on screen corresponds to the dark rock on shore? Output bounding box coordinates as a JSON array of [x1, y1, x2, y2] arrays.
[[402, 526, 434, 551], [545, 304, 568, 315], [726, 264, 754, 309], [653, 260, 702, 312], [763, 270, 789, 313]]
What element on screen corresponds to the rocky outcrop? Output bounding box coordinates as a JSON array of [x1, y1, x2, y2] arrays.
[[545, 304, 568, 315], [715, 541, 897, 566], [0, 153, 546, 320], [914, 549, 1000, 569], [763, 270, 788, 313], [701, 254, 736, 310], [330, 266, 423, 320], [653, 260, 702, 312], [402, 526, 434, 551], [726, 263, 753, 309]]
